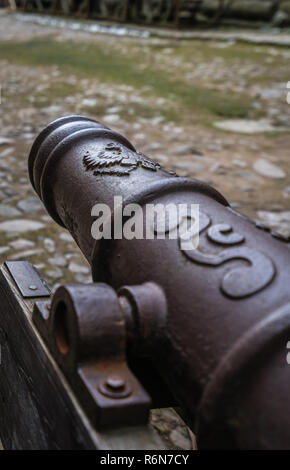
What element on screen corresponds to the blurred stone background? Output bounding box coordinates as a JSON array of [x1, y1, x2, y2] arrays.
[[0, 9, 289, 450], [199, 0, 290, 26]]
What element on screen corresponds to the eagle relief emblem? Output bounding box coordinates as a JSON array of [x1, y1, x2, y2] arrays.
[[83, 142, 160, 176]]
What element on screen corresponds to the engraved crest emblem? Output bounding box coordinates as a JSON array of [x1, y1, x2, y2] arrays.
[[83, 143, 160, 176]]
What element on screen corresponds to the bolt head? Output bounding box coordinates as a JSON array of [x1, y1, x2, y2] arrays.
[[98, 374, 131, 399], [106, 375, 125, 390]]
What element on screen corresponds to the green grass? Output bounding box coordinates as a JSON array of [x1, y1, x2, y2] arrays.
[[177, 41, 267, 63], [159, 40, 290, 86], [0, 39, 256, 120], [176, 40, 289, 66]]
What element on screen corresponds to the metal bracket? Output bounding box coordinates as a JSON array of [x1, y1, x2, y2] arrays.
[[33, 283, 151, 429], [0, 263, 164, 449], [5, 261, 51, 298]]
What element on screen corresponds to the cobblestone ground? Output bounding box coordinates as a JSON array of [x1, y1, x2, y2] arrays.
[[0, 11, 289, 450]]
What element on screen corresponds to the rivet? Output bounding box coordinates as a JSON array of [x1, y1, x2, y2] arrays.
[[29, 285, 38, 291], [105, 375, 125, 390], [98, 374, 131, 399]]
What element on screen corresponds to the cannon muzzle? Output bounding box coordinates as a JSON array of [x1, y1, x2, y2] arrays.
[[28, 115, 290, 449]]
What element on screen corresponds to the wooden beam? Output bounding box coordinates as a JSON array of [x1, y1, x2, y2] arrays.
[[0, 263, 163, 450]]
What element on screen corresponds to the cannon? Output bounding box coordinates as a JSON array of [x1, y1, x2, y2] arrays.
[[0, 115, 290, 450]]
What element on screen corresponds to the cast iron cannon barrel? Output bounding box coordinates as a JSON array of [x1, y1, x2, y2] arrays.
[[29, 115, 290, 449]]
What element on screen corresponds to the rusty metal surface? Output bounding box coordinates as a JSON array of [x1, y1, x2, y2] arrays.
[[33, 283, 151, 429], [29, 115, 290, 449], [5, 261, 51, 298], [0, 264, 164, 449]]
